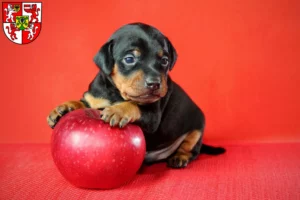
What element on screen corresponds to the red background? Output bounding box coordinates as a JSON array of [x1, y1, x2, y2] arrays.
[[0, 0, 299, 143]]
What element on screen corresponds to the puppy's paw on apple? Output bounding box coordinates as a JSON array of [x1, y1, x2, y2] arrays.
[[47, 101, 86, 128], [100, 102, 141, 128]]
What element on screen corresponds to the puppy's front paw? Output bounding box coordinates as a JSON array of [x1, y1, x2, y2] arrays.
[[100, 102, 141, 128], [47, 101, 86, 128], [167, 153, 190, 168]]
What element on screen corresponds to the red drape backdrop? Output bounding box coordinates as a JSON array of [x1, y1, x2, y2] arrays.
[[0, 0, 299, 143]]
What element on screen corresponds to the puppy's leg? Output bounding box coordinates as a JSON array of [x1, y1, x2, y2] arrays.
[[47, 92, 111, 128], [167, 129, 202, 168], [100, 101, 141, 128], [47, 101, 87, 128]]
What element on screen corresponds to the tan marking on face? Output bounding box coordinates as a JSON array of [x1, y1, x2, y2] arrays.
[[111, 64, 144, 99], [111, 64, 168, 103], [83, 93, 111, 109], [160, 74, 168, 97], [158, 49, 164, 57], [133, 49, 141, 57]]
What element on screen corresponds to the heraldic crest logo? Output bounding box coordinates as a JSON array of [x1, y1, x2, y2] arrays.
[[2, 2, 42, 44]]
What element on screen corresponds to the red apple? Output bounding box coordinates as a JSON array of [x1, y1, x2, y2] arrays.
[[51, 108, 146, 189]]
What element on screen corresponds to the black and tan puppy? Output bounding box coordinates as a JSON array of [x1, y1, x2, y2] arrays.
[[47, 22, 225, 168]]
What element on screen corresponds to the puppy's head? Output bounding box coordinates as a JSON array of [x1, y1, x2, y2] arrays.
[[94, 22, 177, 104]]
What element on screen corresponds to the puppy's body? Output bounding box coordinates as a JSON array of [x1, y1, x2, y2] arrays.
[[87, 71, 205, 160], [47, 22, 225, 168]]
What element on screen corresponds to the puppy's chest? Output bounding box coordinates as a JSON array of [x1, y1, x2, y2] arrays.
[[144, 132, 176, 151], [143, 118, 185, 151]]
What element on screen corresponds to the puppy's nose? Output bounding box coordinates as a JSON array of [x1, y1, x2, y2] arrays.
[[145, 77, 161, 90]]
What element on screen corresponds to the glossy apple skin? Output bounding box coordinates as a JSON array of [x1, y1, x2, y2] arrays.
[[51, 108, 146, 189]]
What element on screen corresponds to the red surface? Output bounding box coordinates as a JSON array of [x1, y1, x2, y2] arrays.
[[51, 109, 146, 189], [0, 0, 300, 143], [0, 143, 300, 199]]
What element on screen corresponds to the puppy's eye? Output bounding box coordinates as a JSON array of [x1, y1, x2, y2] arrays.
[[123, 54, 136, 65], [161, 56, 169, 67]]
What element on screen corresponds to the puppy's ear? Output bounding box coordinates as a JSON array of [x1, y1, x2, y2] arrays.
[[166, 37, 178, 71], [94, 40, 114, 75]]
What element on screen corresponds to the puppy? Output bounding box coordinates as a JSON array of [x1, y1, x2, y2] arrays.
[[47, 22, 225, 168]]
